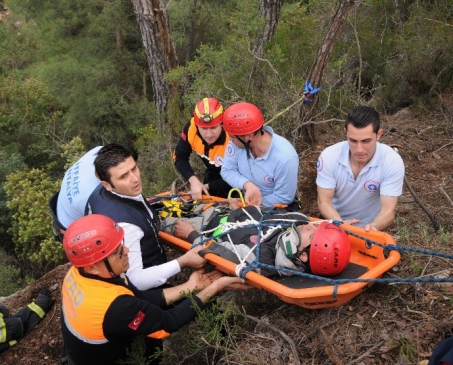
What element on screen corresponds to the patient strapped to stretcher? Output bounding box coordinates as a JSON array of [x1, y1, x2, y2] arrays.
[[162, 204, 351, 278]]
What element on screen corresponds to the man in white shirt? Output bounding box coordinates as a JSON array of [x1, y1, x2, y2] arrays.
[[85, 143, 206, 290], [316, 106, 405, 231]]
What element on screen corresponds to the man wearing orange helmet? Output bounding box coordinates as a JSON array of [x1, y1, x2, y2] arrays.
[[171, 206, 351, 278], [60, 214, 249, 365], [220, 102, 300, 210], [173, 97, 232, 199]]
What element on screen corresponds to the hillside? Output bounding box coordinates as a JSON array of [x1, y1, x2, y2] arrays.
[[0, 100, 452, 365]]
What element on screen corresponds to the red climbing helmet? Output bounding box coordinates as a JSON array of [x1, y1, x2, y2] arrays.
[[223, 102, 265, 135], [309, 221, 351, 276], [63, 214, 124, 267], [193, 97, 224, 127]]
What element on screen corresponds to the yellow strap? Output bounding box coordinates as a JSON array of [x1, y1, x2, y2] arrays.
[[228, 188, 246, 207], [27, 302, 46, 319], [0, 316, 6, 343]]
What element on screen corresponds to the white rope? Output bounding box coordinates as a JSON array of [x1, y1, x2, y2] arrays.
[[235, 263, 248, 277]]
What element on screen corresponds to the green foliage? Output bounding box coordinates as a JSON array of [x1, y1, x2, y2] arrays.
[[161, 298, 242, 364], [0, 265, 22, 296], [327, 0, 453, 111], [0, 248, 23, 296], [3, 0, 149, 149], [0, 149, 26, 251], [4, 165, 63, 264], [0, 72, 65, 167], [60, 136, 87, 169], [134, 124, 178, 194], [119, 336, 153, 365]]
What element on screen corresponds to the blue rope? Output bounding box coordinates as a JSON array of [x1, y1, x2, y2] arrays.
[[156, 198, 453, 294], [345, 229, 453, 260]]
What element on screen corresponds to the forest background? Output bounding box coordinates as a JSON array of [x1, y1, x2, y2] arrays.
[[0, 1, 452, 363]]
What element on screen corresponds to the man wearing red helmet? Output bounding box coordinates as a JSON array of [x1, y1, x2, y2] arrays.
[[60, 214, 250, 365], [220, 102, 299, 210], [170, 206, 351, 278], [173, 97, 232, 199]]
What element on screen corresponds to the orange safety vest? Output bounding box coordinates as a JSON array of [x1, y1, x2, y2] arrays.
[[62, 267, 169, 344], [185, 118, 229, 167]]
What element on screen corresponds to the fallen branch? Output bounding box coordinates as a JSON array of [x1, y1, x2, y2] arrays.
[[433, 141, 453, 153], [392, 147, 439, 231], [350, 341, 385, 364], [403, 175, 439, 231], [241, 312, 301, 365], [321, 328, 344, 365], [439, 187, 453, 207]]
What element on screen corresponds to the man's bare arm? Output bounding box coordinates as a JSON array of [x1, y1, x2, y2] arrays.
[[364, 195, 398, 231], [317, 186, 342, 221]]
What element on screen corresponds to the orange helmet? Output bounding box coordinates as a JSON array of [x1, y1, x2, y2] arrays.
[[193, 98, 224, 127], [223, 102, 264, 135], [63, 214, 124, 267], [309, 222, 351, 276]]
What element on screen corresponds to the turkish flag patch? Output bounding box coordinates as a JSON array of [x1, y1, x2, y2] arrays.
[[128, 311, 145, 330], [181, 132, 187, 141]]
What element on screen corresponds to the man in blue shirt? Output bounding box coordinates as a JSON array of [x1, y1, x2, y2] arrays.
[[221, 102, 299, 211]]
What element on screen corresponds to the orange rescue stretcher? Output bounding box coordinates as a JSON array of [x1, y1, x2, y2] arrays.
[[154, 194, 401, 310]]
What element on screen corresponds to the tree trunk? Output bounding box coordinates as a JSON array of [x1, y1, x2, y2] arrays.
[[253, 0, 283, 58], [131, 0, 178, 118], [298, 0, 357, 142]]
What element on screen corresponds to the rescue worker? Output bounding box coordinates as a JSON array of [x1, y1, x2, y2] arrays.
[[0, 289, 54, 353], [220, 102, 300, 211], [173, 97, 232, 199], [60, 214, 250, 365], [86, 143, 207, 291]]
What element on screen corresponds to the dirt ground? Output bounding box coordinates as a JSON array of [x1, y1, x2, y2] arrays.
[[0, 97, 452, 365]]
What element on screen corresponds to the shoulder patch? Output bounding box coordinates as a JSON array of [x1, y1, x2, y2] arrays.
[[316, 156, 323, 172], [226, 144, 235, 157], [128, 311, 145, 330], [181, 132, 187, 141]]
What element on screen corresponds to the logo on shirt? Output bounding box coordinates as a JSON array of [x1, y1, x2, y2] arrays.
[[364, 180, 380, 193], [181, 132, 187, 141], [264, 175, 274, 184], [214, 155, 224, 165], [226, 144, 235, 157], [316, 157, 323, 172], [128, 311, 145, 330]]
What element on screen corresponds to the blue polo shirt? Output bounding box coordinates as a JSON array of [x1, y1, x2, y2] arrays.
[[221, 126, 299, 207], [316, 141, 404, 226]]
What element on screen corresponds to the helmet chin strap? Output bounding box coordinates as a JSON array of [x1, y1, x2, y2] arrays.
[[236, 136, 252, 159], [103, 258, 117, 278]]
